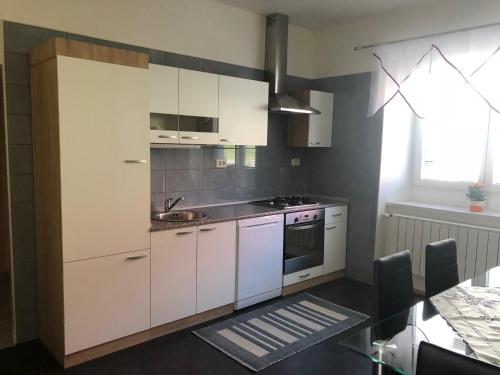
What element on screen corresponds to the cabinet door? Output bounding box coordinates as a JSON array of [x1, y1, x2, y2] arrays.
[[324, 221, 347, 274], [57, 56, 150, 262], [219, 76, 269, 146], [151, 228, 197, 327], [197, 221, 236, 313], [179, 69, 219, 118], [308, 91, 334, 147], [149, 64, 179, 114], [64, 250, 150, 354]]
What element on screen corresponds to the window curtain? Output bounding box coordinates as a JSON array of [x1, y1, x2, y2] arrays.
[[368, 24, 500, 119]]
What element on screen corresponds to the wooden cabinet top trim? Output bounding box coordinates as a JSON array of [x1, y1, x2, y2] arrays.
[[30, 38, 149, 69]]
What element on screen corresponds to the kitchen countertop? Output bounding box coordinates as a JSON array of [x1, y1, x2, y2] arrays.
[[150, 196, 348, 232]]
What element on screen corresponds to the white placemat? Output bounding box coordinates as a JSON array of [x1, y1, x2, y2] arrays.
[[431, 286, 500, 365]]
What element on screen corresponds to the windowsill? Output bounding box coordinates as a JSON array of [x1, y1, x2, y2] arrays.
[[386, 201, 500, 230]]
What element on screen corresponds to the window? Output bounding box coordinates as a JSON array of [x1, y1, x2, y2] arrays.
[[414, 55, 500, 189]]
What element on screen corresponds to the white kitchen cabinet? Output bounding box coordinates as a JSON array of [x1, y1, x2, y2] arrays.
[[323, 206, 348, 274], [283, 265, 324, 287], [197, 221, 236, 313], [57, 56, 151, 262], [288, 90, 334, 147], [149, 64, 179, 114], [151, 228, 197, 327], [149, 65, 179, 144], [179, 69, 219, 118], [219, 75, 269, 146], [63, 250, 151, 354]]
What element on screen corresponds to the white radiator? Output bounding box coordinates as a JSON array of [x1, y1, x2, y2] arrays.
[[383, 213, 500, 281]]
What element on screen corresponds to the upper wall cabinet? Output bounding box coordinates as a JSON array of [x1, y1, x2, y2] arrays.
[[287, 90, 334, 148], [179, 69, 219, 118], [149, 64, 179, 144], [219, 75, 269, 146]]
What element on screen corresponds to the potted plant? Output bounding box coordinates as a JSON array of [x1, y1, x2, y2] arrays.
[[466, 183, 486, 212]]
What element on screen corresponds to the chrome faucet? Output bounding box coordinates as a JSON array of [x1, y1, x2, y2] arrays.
[[165, 196, 185, 212]]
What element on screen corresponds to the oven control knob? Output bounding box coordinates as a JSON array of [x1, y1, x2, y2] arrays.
[[294, 217, 299, 223]]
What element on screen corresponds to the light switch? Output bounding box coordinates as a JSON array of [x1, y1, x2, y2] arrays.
[[291, 158, 301, 167]]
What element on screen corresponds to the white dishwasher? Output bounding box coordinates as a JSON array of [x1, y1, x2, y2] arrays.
[[236, 214, 284, 309]]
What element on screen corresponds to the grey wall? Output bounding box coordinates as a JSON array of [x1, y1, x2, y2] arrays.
[[306, 73, 384, 284]]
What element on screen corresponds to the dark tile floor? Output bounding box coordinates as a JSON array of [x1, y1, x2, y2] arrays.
[[1, 278, 376, 375]]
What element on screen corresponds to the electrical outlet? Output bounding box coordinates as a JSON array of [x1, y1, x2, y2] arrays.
[[216, 159, 227, 168], [291, 158, 301, 167]]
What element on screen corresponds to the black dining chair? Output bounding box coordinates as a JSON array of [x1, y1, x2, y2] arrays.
[[425, 238, 459, 298], [416, 341, 500, 375], [373, 250, 414, 322]]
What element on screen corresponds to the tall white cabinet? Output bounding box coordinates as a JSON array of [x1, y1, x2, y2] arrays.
[[31, 38, 151, 366]]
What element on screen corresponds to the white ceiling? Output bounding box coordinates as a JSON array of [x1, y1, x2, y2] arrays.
[[212, 0, 442, 29]]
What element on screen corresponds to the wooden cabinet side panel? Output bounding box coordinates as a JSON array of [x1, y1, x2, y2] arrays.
[[31, 58, 65, 363]]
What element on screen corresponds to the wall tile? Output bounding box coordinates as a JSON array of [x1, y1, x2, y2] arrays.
[[149, 49, 165, 65], [5, 53, 30, 85], [151, 170, 165, 194], [12, 230, 35, 259], [164, 190, 202, 208], [14, 312, 37, 343], [203, 60, 238, 77], [203, 187, 235, 204], [7, 115, 32, 145], [8, 145, 33, 174], [13, 257, 36, 289], [6, 84, 31, 115], [14, 284, 36, 316], [165, 148, 202, 170], [237, 66, 265, 81], [10, 174, 34, 203], [203, 147, 236, 169], [203, 168, 235, 190], [150, 149, 166, 170], [236, 186, 277, 200], [168, 53, 204, 71], [11, 202, 34, 232], [151, 192, 166, 211], [4, 22, 64, 54], [165, 169, 202, 192]]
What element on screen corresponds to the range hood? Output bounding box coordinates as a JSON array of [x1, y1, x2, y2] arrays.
[[265, 13, 320, 115]]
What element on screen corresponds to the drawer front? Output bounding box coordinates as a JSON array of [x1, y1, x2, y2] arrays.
[[325, 205, 348, 225], [64, 250, 150, 354], [283, 265, 324, 287]]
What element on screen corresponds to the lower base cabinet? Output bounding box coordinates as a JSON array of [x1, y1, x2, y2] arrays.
[[63, 249, 151, 354], [151, 221, 236, 327], [151, 228, 197, 327], [197, 221, 236, 313]]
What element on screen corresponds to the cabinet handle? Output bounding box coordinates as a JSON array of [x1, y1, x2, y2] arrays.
[[199, 227, 216, 232], [309, 142, 321, 145], [159, 135, 177, 139], [124, 159, 147, 163], [332, 213, 343, 217], [176, 231, 194, 235], [181, 136, 199, 140], [326, 226, 337, 230], [125, 255, 148, 260], [220, 139, 234, 142], [299, 273, 310, 279]]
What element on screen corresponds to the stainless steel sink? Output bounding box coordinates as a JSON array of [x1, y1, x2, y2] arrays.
[[152, 211, 208, 222]]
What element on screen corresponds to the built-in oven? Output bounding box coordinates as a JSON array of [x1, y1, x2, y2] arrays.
[[284, 208, 324, 275]]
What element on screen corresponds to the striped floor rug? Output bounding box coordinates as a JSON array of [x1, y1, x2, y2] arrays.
[[193, 293, 369, 371]]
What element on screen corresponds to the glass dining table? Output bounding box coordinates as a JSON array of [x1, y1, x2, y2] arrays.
[[338, 265, 500, 375]]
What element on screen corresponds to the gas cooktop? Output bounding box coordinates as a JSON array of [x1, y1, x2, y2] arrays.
[[249, 196, 319, 209]]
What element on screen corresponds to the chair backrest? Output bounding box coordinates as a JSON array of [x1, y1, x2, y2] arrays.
[[373, 250, 414, 322], [416, 341, 500, 375], [425, 238, 459, 298]]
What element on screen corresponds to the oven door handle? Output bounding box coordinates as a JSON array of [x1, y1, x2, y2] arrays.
[[287, 223, 321, 231]]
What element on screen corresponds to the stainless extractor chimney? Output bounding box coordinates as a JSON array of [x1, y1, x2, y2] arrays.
[[265, 14, 320, 114]]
